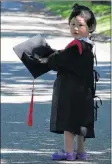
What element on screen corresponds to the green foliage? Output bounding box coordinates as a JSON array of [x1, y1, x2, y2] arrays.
[[42, 1, 110, 18], [96, 15, 111, 36], [43, 1, 91, 18], [102, 30, 111, 36], [97, 15, 110, 24], [91, 4, 110, 16]]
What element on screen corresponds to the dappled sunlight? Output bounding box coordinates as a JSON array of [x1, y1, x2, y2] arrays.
[[1, 12, 70, 39], [1, 148, 111, 163], [1, 61, 111, 103], [96, 79, 110, 100], [1, 62, 57, 103], [6, 121, 24, 124], [10, 132, 25, 134], [1, 15, 67, 25], [97, 80, 110, 83], [1, 148, 56, 154], [58, 161, 95, 164], [87, 149, 111, 155], [1, 95, 52, 103], [1, 83, 53, 95], [1, 161, 41, 164], [2, 24, 69, 33]]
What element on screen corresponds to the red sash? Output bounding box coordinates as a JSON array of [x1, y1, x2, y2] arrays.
[[66, 40, 82, 55]]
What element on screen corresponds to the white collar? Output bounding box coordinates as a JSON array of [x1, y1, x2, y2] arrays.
[[79, 37, 94, 45]]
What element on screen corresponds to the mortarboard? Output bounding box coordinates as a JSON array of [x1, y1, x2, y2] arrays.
[[13, 34, 55, 79], [13, 34, 55, 126]]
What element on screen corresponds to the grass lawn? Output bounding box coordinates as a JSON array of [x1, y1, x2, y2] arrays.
[[96, 15, 111, 36], [43, 1, 92, 18]]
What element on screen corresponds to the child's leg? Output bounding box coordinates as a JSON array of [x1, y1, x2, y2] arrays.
[[51, 131, 76, 160], [76, 135, 87, 160], [76, 135, 85, 153], [64, 131, 74, 153]]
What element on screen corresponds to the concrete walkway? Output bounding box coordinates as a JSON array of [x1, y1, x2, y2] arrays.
[[1, 1, 111, 164]]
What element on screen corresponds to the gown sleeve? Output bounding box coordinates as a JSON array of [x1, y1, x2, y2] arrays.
[[47, 42, 85, 77]]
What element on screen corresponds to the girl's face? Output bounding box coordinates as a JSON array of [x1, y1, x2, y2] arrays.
[[69, 15, 89, 39]]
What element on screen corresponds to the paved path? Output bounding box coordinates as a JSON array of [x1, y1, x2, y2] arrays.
[[1, 1, 111, 164]]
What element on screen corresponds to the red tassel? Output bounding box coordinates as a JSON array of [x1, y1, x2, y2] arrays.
[[27, 80, 34, 126]]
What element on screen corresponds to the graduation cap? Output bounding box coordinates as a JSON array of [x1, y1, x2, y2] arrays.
[[13, 34, 55, 79], [13, 34, 55, 126]]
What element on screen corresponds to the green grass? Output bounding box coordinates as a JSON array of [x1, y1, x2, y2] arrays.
[[96, 14, 111, 36], [43, 1, 92, 18], [97, 14, 110, 24], [91, 4, 110, 16], [42, 1, 110, 18], [101, 30, 111, 36]]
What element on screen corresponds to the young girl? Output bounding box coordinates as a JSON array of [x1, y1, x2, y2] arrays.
[[40, 3, 96, 161]]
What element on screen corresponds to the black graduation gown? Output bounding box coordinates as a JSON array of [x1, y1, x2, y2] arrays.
[[47, 40, 95, 138]]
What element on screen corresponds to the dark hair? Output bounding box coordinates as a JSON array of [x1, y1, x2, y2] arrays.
[[69, 4, 96, 33]]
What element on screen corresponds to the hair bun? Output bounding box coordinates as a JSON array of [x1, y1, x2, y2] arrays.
[[72, 3, 79, 10]]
